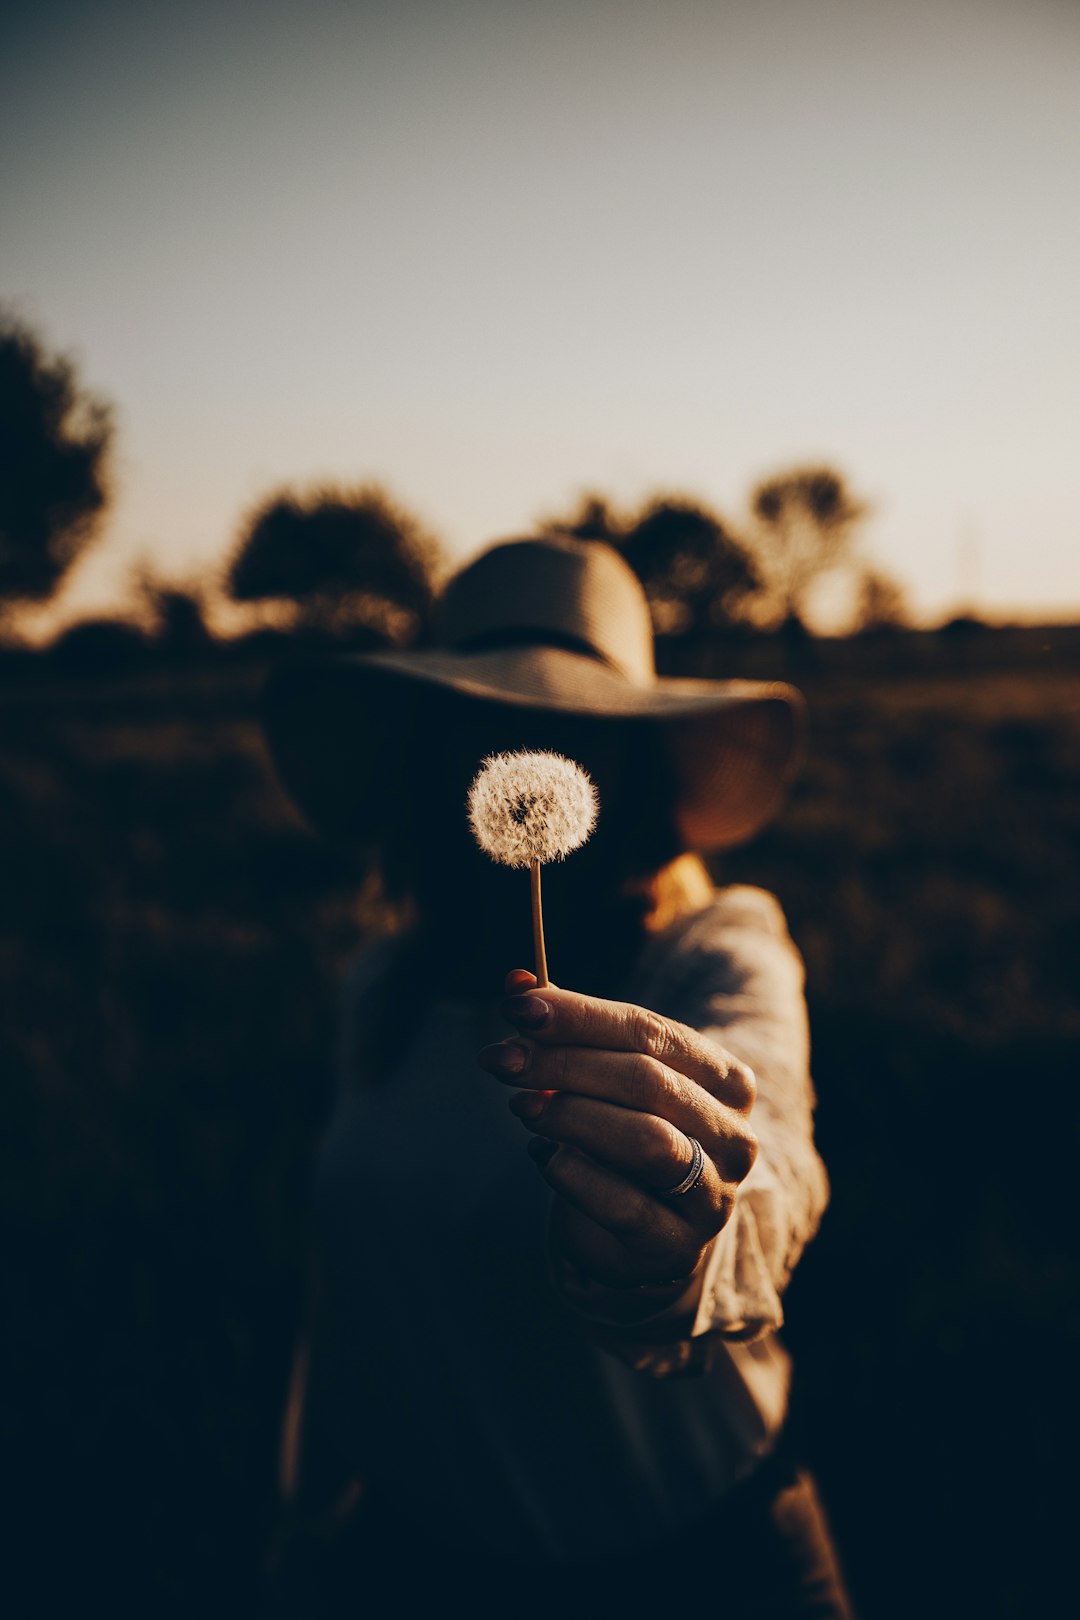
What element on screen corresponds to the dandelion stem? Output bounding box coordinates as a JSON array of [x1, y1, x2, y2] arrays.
[[530, 858, 549, 988]]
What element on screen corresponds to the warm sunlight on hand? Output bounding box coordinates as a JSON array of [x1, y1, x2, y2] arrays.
[[478, 970, 758, 1292]]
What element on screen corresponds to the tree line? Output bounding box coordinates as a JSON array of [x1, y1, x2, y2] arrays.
[[1, 307, 910, 665]]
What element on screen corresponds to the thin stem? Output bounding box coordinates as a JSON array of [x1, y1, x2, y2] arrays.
[[530, 858, 549, 988]]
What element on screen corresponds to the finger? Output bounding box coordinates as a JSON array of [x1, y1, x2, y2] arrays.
[[478, 1041, 758, 1180], [504, 968, 537, 995], [510, 1091, 738, 1232], [527, 1142, 706, 1283], [501, 986, 755, 1110]]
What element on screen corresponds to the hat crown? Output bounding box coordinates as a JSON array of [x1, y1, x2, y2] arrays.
[[436, 535, 656, 685]]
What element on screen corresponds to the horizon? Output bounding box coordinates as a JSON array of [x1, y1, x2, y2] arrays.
[[3, 0, 1079, 636]]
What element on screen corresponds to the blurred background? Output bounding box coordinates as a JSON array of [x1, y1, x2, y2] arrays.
[[2, 1, 1078, 1613]]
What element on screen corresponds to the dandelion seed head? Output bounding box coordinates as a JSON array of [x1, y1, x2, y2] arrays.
[[467, 750, 599, 869]]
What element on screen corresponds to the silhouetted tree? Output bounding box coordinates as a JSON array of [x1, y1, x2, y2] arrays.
[[940, 613, 987, 636], [227, 483, 441, 643], [620, 498, 762, 636], [855, 566, 910, 633], [750, 465, 869, 630], [0, 308, 114, 620], [50, 617, 150, 677], [551, 493, 623, 544], [134, 567, 214, 662], [157, 588, 210, 655], [542, 491, 761, 636]]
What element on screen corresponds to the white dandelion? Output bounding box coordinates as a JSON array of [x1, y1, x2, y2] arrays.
[[467, 750, 599, 986]]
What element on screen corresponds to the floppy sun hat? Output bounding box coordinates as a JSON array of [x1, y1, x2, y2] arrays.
[[261, 533, 806, 851]]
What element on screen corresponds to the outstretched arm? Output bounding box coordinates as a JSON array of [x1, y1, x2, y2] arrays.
[[477, 888, 828, 1374]]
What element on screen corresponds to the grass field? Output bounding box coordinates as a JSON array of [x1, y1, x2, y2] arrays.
[[2, 629, 1077, 1615]]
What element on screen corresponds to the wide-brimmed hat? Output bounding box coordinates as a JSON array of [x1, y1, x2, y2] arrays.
[[261, 533, 805, 851]]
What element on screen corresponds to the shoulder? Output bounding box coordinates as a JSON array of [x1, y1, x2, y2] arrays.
[[678, 883, 792, 941], [627, 886, 804, 1027], [649, 884, 798, 968]]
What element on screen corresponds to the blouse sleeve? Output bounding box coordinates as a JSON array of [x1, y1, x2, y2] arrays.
[[551, 886, 829, 1377]]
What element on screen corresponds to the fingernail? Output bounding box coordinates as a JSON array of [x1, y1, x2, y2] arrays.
[[504, 995, 551, 1030], [477, 1041, 529, 1076], [527, 1137, 558, 1168], [509, 1089, 547, 1120]]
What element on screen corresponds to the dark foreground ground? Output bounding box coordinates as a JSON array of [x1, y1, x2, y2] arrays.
[[2, 627, 1078, 1616]]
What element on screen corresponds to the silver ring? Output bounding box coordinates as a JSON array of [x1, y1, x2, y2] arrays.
[[658, 1136, 706, 1199]]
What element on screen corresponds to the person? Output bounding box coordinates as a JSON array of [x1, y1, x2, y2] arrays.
[[260, 533, 855, 1617]]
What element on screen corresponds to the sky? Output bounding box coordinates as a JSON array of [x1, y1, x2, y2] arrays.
[[2, 0, 1079, 633]]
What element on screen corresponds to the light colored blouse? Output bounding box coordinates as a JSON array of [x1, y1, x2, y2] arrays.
[[311, 885, 829, 1564]]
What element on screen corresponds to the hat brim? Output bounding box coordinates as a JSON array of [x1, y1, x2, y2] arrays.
[[261, 643, 805, 852]]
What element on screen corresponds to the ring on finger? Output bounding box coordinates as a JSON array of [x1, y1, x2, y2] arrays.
[[657, 1135, 706, 1199]]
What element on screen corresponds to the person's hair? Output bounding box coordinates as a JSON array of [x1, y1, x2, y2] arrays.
[[633, 851, 716, 935]]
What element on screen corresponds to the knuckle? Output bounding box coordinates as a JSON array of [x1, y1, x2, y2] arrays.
[[640, 1114, 683, 1179], [578, 1000, 604, 1043], [657, 1115, 687, 1162], [691, 1169, 730, 1229], [727, 1059, 757, 1110], [633, 1008, 672, 1060], [628, 1051, 668, 1111], [715, 1123, 758, 1181], [739, 1126, 759, 1176]]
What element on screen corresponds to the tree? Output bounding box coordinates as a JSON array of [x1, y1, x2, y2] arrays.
[[50, 617, 150, 677], [133, 564, 214, 661], [854, 566, 910, 633], [620, 498, 762, 636], [0, 308, 114, 618], [227, 483, 442, 643], [750, 465, 869, 630], [550, 493, 622, 545], [541, 491, 761, 636]]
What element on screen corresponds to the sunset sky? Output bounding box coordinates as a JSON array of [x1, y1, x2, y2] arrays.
[[3, 0, 1078, 631]]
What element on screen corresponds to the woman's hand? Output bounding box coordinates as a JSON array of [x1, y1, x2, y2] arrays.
[[477, 970, 758, 1295]]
